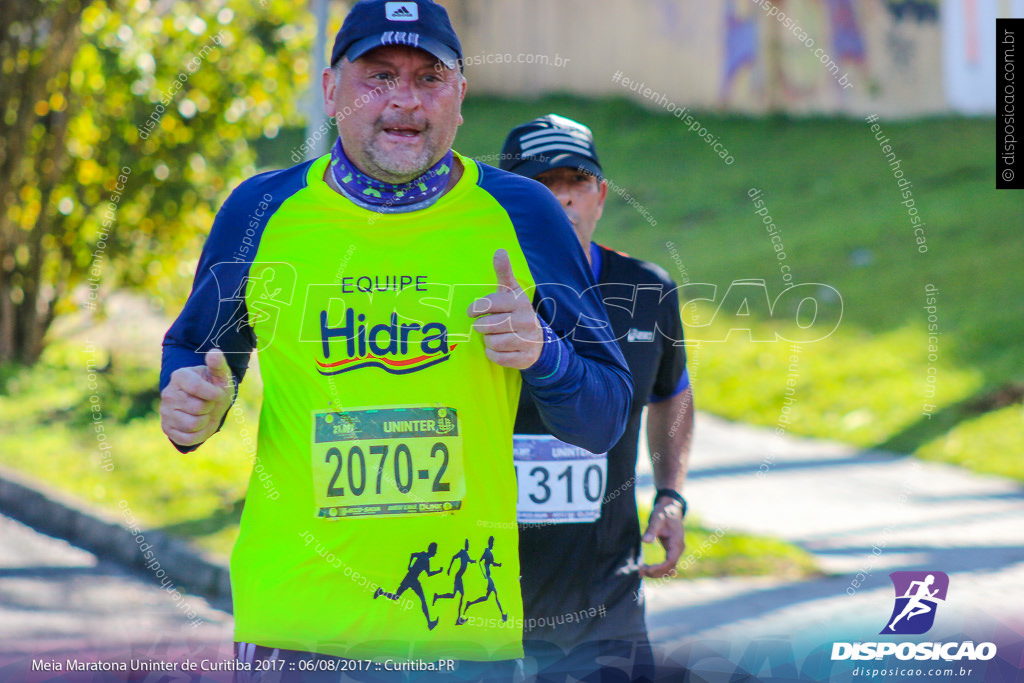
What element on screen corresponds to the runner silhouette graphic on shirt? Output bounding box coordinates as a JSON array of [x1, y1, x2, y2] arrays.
[[374, 541, 443, 630], [463, 536, 507, 622], [432, 539, 476, 625], [886, 574, 940, 632]]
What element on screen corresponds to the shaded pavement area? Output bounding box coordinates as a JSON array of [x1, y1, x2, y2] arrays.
[[639, 414, 1024, 680], [0, 512, 233, 673]]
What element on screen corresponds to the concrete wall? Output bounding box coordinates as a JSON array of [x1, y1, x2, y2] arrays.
[[439, 0, 1011, 117]]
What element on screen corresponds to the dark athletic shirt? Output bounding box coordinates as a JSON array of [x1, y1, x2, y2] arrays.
[[516, 243, 689, 646]]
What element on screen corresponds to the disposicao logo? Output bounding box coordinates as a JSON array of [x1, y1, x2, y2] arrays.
[[831, 570, 997, 663], [881, 571, 948, 635]]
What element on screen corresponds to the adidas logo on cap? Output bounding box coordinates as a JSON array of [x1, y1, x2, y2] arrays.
[[385, 2, 418, 21]]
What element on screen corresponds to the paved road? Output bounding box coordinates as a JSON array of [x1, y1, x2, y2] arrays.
[[638, 413, 1024, 666], [2, 411, 1022, 677], [0, 512, 233, 667]]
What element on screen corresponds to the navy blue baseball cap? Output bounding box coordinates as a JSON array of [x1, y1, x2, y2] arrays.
[[330, 0, 463, 71], [500, 114, 604, 180]]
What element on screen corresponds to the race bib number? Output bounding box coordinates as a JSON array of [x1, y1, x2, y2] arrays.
[[312, 405, 464, 519], [514, 435, 607, 523]]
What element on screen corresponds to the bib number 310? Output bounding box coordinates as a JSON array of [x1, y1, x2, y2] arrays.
[[514, 435, 607, 523]]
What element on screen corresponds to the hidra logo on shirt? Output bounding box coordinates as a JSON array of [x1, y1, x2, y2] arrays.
[[881, 571, 948, 635], [307, 275, 474, 375], [318, 309, 455, 376]]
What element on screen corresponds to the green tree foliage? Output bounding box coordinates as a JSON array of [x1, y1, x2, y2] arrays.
[[0, 0, 313, 365]]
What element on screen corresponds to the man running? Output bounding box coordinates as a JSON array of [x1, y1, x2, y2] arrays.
[[433, 539, 475, 625], [159, 3, 632, 678], [501, 115, 695, 682]]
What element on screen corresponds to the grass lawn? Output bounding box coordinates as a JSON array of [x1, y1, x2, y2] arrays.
[[451, 97, 1022, 480], [1, 97, 1019, 570], [0, 335, 255, 558]]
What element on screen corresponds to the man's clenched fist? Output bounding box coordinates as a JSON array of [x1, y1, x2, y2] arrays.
[[467, 249, 544, 370], [160, 348, 234, 447]]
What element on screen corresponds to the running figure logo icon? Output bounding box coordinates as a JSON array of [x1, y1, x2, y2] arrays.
[[881, 571, 949, 635]]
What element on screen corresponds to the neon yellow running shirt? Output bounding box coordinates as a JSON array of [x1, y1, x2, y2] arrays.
[[161, 152, 631, 661]]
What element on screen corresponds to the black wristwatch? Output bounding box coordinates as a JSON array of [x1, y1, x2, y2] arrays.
[[654, 489, 687, 517]]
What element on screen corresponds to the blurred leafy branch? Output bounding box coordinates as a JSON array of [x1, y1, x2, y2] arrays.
[[0, 0, 313, 365]]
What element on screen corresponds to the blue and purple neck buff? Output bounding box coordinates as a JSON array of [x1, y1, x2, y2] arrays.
[[329, 137, 453, 213]]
